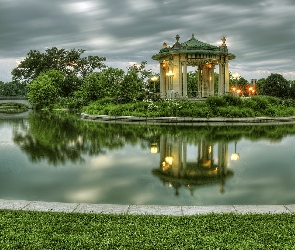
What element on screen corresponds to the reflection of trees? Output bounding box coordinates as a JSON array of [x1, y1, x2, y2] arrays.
[[12, 112, 162, 166], [12, 111, 295, 166]]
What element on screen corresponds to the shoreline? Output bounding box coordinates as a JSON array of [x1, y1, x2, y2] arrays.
[[81, 113, 295, 126]]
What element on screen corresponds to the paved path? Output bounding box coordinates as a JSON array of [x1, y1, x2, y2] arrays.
[[1, 199, 295, 215]]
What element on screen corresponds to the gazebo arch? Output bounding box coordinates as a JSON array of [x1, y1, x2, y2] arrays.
[[152, 34, 236, 98]]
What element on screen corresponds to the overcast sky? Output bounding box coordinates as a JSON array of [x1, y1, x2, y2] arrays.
[[1, 0, 295, 82]]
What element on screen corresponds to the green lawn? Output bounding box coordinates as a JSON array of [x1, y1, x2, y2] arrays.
[[1, 210, 295, 249]]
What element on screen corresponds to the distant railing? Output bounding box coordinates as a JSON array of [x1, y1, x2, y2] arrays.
[[0, 96, 28, 100]]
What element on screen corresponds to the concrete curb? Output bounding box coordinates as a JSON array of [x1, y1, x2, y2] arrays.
[[81, 113, 295, 126], [1, 199, 295, 215]]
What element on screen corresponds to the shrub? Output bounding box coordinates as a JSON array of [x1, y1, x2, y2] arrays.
[[223, 94, 242, 106], [248, 96, 269, 111], [264, 106, 278, 117], [281, 99, 295, 108], [206, 96, 227, 108]]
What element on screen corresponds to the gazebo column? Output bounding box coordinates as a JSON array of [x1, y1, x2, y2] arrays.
[[209, 67, 215, 96], [202, 66, 209, 97], [159, 63, 166, 98], [218, 56, 230, 95], [198, 66, 202, 98], [218, 58, 225, 95], [172, 55, 182, 97], [182, 62, 188, 97], [224, 57, 229, 94]]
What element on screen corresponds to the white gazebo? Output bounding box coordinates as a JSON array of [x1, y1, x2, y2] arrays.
[[152, 34, 236, 98]]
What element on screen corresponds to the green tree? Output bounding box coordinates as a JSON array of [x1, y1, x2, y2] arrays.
[[128, 61, 152, 88], [187, 70, 198, 97], [256, 78, 266, 95], [27, 70, 64, 109], [0, 80, 27, 96], [78, 67, 125, 104], [289, 81, 295, 99], [237, 77, 248, 96], [263, 73, 290, 98], [119, 68, 145, 103], [12, 47, 106, 96]]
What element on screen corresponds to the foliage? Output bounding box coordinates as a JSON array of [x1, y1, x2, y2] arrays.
[[76, 64, 148, 106], [263, 73, 290, 99], [256, 78, 266, 95], [11, 47, 106, 96], [289, 81, 295, 99], [187, 70, 198, 97], [27, 70, 64, 109], [118, 67, 146, 103], [78, 67, 125, 104], [0, 80, 27, 96], [83, 95, 295, 118]]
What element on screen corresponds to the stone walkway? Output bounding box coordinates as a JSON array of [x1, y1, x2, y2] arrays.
[[1, 199, 295, 215]]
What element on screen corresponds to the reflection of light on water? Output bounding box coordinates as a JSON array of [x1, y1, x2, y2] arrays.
[[66, 188, 101, 203], [0, 127, 14, 146]]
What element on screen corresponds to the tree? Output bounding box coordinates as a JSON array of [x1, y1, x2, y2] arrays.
[[289, 81, 295, 99], [263, 73, 290, 98], [12, 47, 106, 96], [27, 70, 64, 109], [78, 67, 125, 103], [128, 61, 152, 88], [187, 70, 198, 97], [256, 78, 266, 95], [0, 80, 27, 96]]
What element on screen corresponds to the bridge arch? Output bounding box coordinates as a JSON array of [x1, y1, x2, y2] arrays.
[[0, 97, 32, 109]]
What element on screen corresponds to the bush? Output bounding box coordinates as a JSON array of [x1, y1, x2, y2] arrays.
[[247, 96, 269, 111], [205, 96, 227, 108], [223, 94, 242, 106]]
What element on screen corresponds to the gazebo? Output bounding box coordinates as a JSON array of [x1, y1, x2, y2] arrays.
[[152, 34, 236, 98]]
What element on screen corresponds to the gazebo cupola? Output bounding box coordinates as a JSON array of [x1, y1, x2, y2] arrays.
[[152, 34, 236, 98]]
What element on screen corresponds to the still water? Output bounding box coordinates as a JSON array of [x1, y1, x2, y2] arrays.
[[1, 111, 295, 206]]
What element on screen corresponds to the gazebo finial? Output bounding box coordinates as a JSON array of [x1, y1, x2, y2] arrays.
[[221, 36, 226, 46], [192, 33, 195, 38], [175, 34, 180, 42]]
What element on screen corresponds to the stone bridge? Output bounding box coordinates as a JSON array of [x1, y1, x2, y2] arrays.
[[0, 97, 32, 108]]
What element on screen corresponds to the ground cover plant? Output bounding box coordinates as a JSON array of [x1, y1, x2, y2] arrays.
[[83, 95, 295, 118], [0, 210, 295, 249]]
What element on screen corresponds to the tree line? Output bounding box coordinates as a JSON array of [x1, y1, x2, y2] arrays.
[[1, 47, 295, 108]]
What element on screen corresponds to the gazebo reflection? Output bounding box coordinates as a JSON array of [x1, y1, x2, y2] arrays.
[[152, 135, 233, 196]]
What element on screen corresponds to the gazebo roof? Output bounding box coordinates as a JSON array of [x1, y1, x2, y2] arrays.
[[152, 34, 236, 60], [181, 34, 219, 51]]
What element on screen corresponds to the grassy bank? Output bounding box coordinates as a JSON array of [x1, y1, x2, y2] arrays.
[[1, 210, 295, 249], [83, 95, 295, 118]]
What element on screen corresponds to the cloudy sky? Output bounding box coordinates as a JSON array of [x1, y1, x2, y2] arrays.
[[1, 0, 295, 82]]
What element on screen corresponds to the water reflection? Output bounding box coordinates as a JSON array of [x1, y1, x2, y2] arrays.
[[153, 136, 233, 195], [1, 111, 295, 205]]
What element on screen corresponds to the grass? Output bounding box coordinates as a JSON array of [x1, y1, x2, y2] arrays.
[[1, 210, 295, 249]]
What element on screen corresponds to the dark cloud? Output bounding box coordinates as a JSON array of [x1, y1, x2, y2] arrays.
[[1, 0, 295, 82]]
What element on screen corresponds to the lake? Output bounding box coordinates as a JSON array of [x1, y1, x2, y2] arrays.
[[1, 111, 295, 206]]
